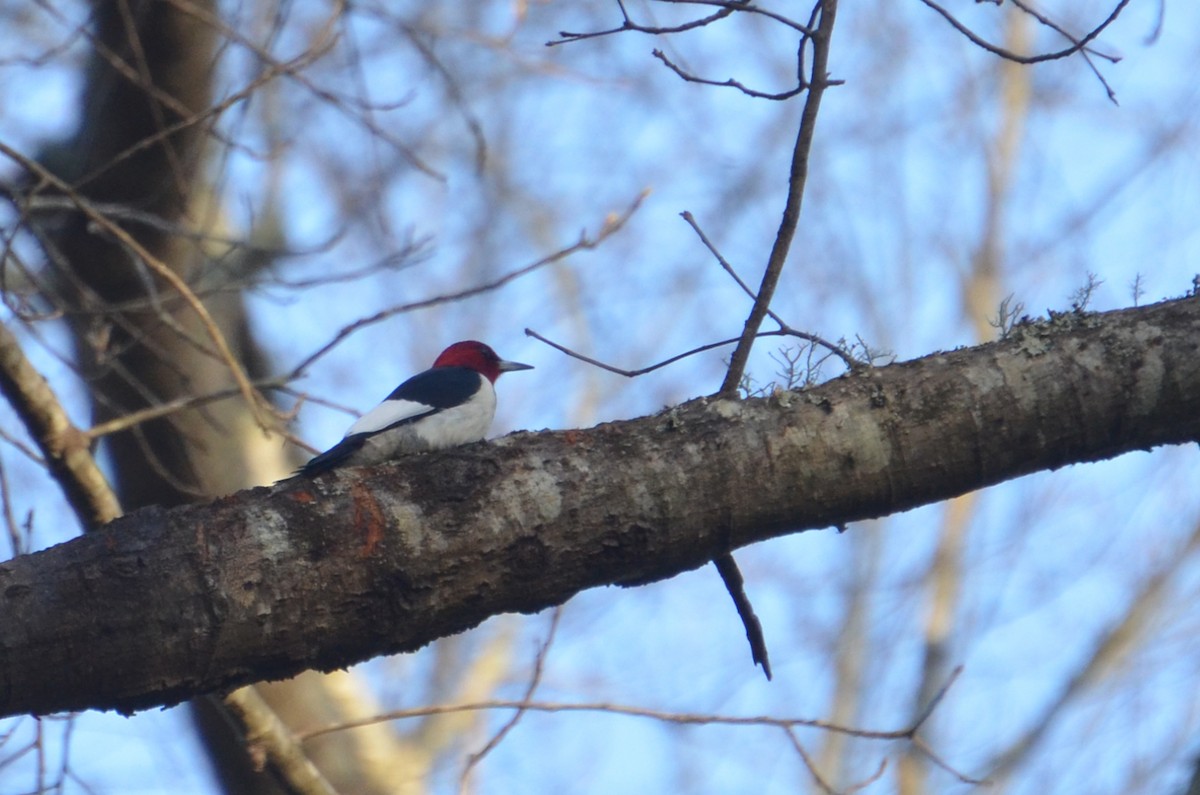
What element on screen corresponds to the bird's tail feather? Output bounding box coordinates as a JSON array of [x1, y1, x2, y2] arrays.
[[294, 434, 367, 478]]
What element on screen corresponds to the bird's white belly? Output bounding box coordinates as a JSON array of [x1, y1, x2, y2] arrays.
[[353, 384, 496, 464]]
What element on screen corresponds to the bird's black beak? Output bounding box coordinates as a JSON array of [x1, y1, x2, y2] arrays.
[[498, 359, 534, 373]]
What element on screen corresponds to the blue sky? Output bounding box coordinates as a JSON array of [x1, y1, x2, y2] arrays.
[[1, 0, 1199, 793]]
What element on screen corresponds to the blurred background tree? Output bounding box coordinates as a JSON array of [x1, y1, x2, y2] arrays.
[[1, 0, 1198, 793]]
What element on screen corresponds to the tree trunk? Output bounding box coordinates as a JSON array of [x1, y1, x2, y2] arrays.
[[32, 2, 421, 792]]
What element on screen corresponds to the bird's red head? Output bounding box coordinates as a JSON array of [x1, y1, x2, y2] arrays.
[[431, 341, 534, 383]]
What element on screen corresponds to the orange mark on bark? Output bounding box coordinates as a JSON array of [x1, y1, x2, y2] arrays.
[[287, 489, 316, 504], [350, 482, 386, 557]]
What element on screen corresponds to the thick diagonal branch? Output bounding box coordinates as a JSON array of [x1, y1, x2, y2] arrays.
[[1, 297, 1198, 718]]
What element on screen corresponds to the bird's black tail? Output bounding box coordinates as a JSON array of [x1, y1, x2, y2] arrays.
[[293, 434, 367, 478]]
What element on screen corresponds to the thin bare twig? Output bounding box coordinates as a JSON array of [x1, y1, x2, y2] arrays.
[[0, 426, 45, 466], [550, 0, 815, 46], [659, 0, 814, 34], [458, 609, 562, 793], [1007, 0, 1120, 102], [911, 734, 988, 786], [783, 728, 837, 794], [561, 0, 820, 99], [290, 191, 648, 379], [84, 377, 288, 440], [909, 664, 962, 732], [916, 0, 1128, 65], [550, 0, 741, 45], [719, 0, 839, 396], [526, 326, 793, 377], [652, 48, 808, 100], [0, 142, 276, 431], [302, 663, 966, 742], [843, 757, 888, 793], [0, 455, 24, 557], [680, 211, 861, 372]]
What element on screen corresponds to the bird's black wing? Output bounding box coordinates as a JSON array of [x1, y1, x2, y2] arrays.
[[294, 367, 483, 478], [383, 367, 481, 410]]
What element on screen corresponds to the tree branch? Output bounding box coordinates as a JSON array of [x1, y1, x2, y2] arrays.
[[0, 319, 122, 529], [719, 0, 839, 396], [0, 320, 340, 795], [2, 296, 1199, 718]]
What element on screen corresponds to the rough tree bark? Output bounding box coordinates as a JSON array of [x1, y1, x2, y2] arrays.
[[3, 295, 1197, 718]]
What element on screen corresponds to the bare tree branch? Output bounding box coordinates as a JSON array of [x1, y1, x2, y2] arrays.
[[304, 665, 961, 749], [219, 689, 340, 795], [288, 191, 647, 379], [525, 326, 792, 377], [2, 141, 275, 430], [457, 609, 561, 792], [0, 316, 339, 795], [719, 0, 839, 396], [2, 296, 1198, 718], [916, 0, 1128, 65], [680, 210, 860, 371], [0, 319, 122, 529], [651, 48, 810, 100]]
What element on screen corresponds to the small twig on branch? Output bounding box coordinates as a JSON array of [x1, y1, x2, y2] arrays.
[[525, 326, 791, 378], [843, 757, 889, 794], [659, 0, 815, 35], [458, 609, 562, 793], [1007, 0, 1120, 102], [83, 377, 289, 440], [549, 0, 816, 46], [910, 734, 989, 786], [556, 0, 822, 99], [652, 49, 808, 100], [713, 553, 772, 680], [289, 190, 648, 379], [783, 728, 836, 794], [916, 0, 1129, 71], [0, 141, 276, 432], [680, 211, 861, 372], [1007, 0, 1120, 62], [718, 0, 840, 397], [0, 425, 47, 466], [908, 664, 962, 733], [549, 0, 740, 46], [0, 453, 27, 557], [302, 665, 968, 741]]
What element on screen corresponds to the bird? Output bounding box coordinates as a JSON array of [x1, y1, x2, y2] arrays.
[[297, 340, 533, 477]]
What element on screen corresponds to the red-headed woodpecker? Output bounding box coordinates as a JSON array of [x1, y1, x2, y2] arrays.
[[298, 341, 532, 476]]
